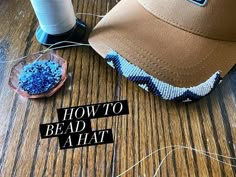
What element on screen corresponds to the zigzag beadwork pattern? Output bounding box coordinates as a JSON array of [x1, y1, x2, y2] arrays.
[[105, 51, 222, 102]]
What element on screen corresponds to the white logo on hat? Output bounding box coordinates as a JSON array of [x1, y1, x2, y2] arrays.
[[188, 0, 208, 6]]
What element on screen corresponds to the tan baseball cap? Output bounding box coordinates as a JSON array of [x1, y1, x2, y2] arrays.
[[88, 0, 236, 101]]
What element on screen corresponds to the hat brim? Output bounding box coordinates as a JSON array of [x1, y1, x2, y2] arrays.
[[89, 0, 235, 101]]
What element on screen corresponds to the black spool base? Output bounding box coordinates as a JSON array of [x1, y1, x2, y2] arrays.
[[35, 18, 87, 47]]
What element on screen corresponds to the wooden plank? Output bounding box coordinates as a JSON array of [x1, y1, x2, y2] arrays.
[[0, 0, 235, 176]]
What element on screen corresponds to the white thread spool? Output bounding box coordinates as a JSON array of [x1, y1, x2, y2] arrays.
[[29, 0, 86, 46], [30, 0, 76, 35]]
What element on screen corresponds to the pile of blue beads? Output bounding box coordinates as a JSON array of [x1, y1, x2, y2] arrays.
[[18, 60, 62, 95]]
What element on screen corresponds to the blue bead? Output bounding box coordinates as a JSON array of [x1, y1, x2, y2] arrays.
[[18, 60, 62, 95]]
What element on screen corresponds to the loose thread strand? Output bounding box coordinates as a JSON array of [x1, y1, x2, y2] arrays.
[[153, 148, 181, 177], [116, 145, 236, 177], [1, 40, 112, 64], [153, 146, 236, 177], [76, 12, 105, 18], [0, 12, 106, 64], [0, 41, 92, 64]]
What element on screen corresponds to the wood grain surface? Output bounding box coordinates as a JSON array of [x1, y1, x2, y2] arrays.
[[0, 0, 236, 177]]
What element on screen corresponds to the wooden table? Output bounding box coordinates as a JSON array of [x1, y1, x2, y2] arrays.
[[0, 0, 236, 176]]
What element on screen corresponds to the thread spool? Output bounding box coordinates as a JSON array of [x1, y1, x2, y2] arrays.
[[30, 0, 86, 47]]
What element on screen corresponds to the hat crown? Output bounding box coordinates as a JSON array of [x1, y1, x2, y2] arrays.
[[138, 0, 236, 41]]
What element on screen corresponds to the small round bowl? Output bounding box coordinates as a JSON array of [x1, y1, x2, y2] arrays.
[[8, 52, 67, 98]]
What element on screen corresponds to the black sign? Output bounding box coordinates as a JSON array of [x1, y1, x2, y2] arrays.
[[57, 100, 129, 121], [40, 100, 129, 149], [59, 129, 113, 149]]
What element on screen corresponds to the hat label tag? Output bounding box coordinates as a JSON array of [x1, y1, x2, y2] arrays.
[[188, 0, 208, 6]]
